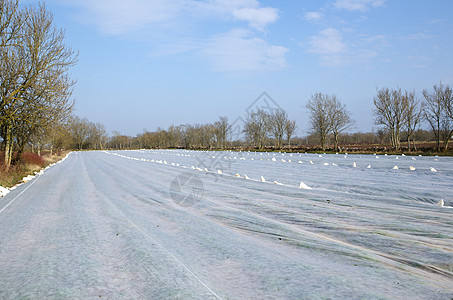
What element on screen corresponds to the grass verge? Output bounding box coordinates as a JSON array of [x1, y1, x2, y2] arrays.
[[0, 151, 69, 188]]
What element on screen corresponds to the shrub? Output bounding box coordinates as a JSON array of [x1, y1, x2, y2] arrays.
[[21, 152, 45, 167]]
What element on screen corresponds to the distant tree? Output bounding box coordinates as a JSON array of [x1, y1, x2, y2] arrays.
[[423, 82, 453, 151], [95, 123, 108, 150], [179, 124, 194, 149], [403, 90, 423, 151], [214, 116, 229, 149], [306, 93, 331, 151], [269, 109, 287, 149], [167, 125, 180, 148], [243, 109, 270, 149], [284, 119, 297, 147], [155, 127, 168, 148], [194, 124, 215, 149], [414, 129, 434, 142], [108, 131, 131, 149], [70, 116, 91, 150], [328, 95, 354, 152], [375, 129, 388, 145], [373, 88, 408, 151], [46, 122, 71, 153]]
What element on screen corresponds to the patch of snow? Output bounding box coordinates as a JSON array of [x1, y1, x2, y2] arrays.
[[0, 186, 10, 197]]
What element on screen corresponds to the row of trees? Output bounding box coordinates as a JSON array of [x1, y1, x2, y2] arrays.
[[37, 116, 108, 151], [108, 112, 296, 151], [132, 117, 230, 150], [59, 110, 296, 151], [54, 117, 230, 151], [5, 96, 451, 156], [373, 83, 453, 152], [4, 84, 452, 155], [304, 82, 453, 152], [0, 0, 77, 168]]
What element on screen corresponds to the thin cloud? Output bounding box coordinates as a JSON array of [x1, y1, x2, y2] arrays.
[[334, 0, 385, 11], [428, 19, 445, 25], [406, 32, 433, 41], [202, 29, 288, 72], [307, 29, 388, 67], [304, 11, 323, 22], [189, 0, 278, 28], [307, 28, 346, 66], [72, 0, 279, 35], [308, 28, 346, 55], [74, 0, 184, 35], [62, 0, 285, 72], [233, 7, 279, 31]]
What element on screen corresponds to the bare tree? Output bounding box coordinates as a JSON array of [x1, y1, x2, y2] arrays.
[[70, 116, 91, 150], [284, 119, 297, 147], [243, 109, 270, 149], [167, 125, 181, 148], [306, 93, 331, 151], [328, 95, 354, 152], [446, 85, 453, 122], [109, 131, 132, 150], [199, 124, 216, 149], [0, 3, 77, 168], [214, 116, 229, 149], [179, 124, 194, 149], [95, 123, 108, 150], [373, 88, 408, 151], [423, 82, 453, 152], [0, 0, 22, 48], [404, 90, 422, 151], [269, 109, 287, 149]]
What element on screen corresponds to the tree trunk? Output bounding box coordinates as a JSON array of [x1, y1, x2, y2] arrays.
[[443, 140, 449, 152], [390, 131, 395, 150], [321, 134, 326, 151], [395, 130, 400, 151], [4, 121, 13, 169], [436, 120, 441, 152], [333, 132, 339, 152]]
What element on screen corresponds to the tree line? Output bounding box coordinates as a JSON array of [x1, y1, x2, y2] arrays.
[[53, 82, 452, 153]]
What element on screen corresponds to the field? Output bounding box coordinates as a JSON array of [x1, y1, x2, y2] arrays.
[[0, 150, 452, 299]]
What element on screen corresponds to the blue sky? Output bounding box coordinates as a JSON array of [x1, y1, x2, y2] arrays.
[[32, 0, 453, 136]]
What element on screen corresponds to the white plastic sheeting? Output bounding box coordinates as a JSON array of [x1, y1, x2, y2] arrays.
[[0, 150, 452, 299]]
